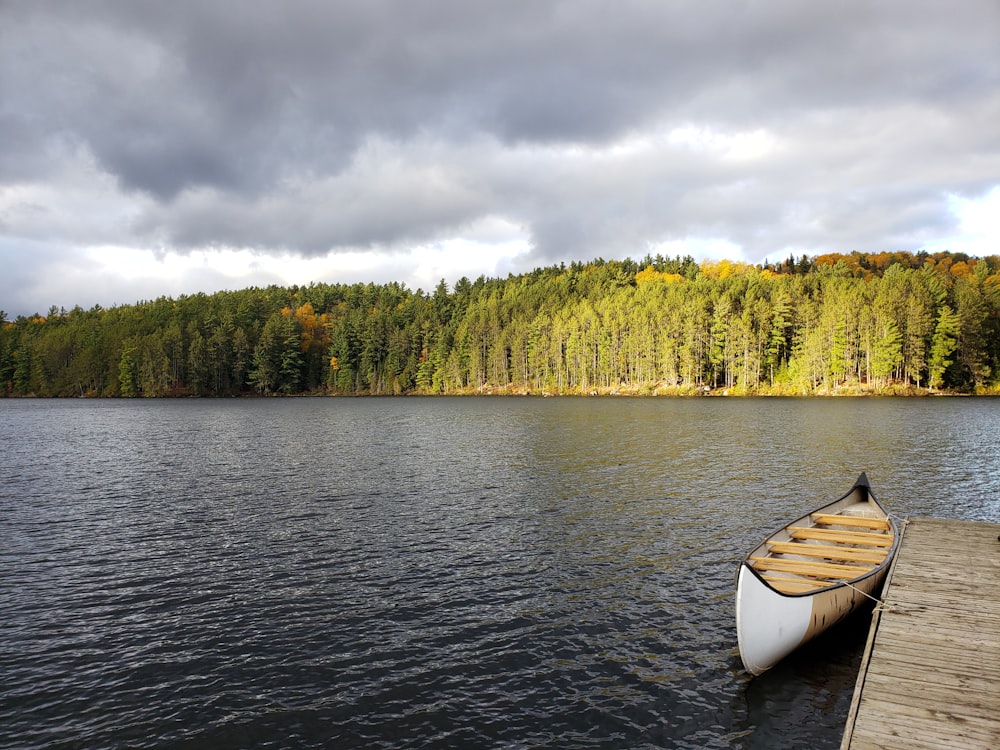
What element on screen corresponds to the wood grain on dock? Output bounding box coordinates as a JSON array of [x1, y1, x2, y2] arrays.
[[842, 516, 1000, 750]]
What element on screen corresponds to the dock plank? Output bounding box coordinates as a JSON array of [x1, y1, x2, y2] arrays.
[[841, 516, 1000, 750]]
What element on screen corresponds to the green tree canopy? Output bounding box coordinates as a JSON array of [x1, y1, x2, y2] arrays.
[[3, 251, 999, 397]]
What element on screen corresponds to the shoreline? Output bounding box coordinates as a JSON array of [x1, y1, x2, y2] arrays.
[[4, 385, 997, 399]]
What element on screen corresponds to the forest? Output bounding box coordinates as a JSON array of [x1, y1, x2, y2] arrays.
[[2, 250, 1000, 398]]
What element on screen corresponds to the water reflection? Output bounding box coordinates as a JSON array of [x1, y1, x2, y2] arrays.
[[741, 608, 871, 748]]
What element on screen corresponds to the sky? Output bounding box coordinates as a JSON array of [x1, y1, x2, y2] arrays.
[[2, 0, 999, 318]]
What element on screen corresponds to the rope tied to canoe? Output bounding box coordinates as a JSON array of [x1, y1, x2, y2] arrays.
[[841, 579, 899, 613], [887, 513, 909, 531], [844, 516, 909, 614]]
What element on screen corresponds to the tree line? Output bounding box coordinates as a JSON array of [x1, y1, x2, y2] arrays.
[[2, 250, 999, 398]]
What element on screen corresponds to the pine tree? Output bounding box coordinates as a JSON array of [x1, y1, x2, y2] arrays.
[[928, 306, 960, 389]]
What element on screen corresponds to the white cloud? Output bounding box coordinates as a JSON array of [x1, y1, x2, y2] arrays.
[[924, 187, 1000, 256], [650, 236, 747, 263], [77, 215, 533, 304], [666, 126, 777, 161], [410, 216, 533, 287]]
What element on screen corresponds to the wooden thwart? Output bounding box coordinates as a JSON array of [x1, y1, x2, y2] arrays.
[[788, 526, 893, 547], [750, 555, 870, 579], [765, 580, 828, 594], [761, 573, 830, 590], [766, 541, 888, 564], [812, 513, 890, 530], [761, 574, 832, 594]]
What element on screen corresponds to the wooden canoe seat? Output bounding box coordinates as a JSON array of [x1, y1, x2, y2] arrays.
[[761, 573, 831, 587], [788, 526, 894, 547], [761, 574, 833, 594], [750, 556, 871, 579], [766, 541, 888, 564], [811, 513, 890, 530]]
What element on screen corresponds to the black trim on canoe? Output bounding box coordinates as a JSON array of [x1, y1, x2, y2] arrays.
[[738, 473, 900, 599]]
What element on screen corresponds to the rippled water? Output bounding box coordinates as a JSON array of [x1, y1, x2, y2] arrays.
[[3, 397, 999, 749]]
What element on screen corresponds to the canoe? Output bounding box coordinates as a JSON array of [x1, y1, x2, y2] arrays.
[[735, 473, 899, 676]]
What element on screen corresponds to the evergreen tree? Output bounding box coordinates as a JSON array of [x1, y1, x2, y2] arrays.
[[928, 306, 960, 389], [118, 343, 138, 397]]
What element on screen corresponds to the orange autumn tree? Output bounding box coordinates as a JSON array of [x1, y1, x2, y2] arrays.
[[291, 302, 331, 355], [294, 302, 333, 389]]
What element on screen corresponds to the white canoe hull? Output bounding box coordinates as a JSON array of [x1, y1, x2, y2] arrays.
[[735, 473, 898, 676], [736, 559, 888, 675]]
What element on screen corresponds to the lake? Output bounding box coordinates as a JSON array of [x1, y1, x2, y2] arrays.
[[3, 397, 999, 749]]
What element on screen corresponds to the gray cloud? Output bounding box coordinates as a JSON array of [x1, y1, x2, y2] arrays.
[[1, 0, 999, 314]]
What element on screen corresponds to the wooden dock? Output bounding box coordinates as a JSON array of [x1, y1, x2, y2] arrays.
[[842, 516, 1000, 749]]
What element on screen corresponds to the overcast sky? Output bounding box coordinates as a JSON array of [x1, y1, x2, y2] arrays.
[[2, 1, 999, 317]]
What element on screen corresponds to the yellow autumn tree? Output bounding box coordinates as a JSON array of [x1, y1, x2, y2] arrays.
[[291, 302, 330, 354], [635, 266, 684, 285], [699, 259, 753, 280]]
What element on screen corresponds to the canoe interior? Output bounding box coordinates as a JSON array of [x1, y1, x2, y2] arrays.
[[743, 479, 897, 596]]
